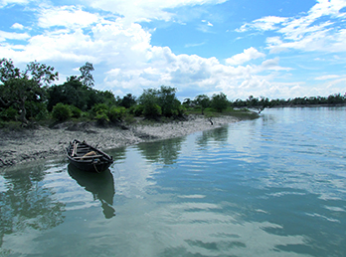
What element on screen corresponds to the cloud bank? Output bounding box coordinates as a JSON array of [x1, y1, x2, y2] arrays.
[[1, 0, 346, 101]]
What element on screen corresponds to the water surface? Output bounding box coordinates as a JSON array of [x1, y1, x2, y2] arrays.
[[1, 107, 345, 257]]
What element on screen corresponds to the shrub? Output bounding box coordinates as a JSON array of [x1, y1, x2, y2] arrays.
[[69, 105, 82, 118], [108, 106, 126, 122], [0, 106, 17, 121], [211, 93, 229, 112], [95, 112, 109, 126], [143, 103, 162, 118], [132, 105, 144, 116], [92, 103, 108, 115], [52, 103, 72, 121]]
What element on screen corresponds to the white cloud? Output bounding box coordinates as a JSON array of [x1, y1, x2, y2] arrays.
[[315, 74, 340, 80], [237, 0, 346, 53], [236, 16, 288, 32], [258, 58, 292, 72], [1, 12, 299, 100], [0, 30, 30, 41], [0, 0, 30, 7], [2, 1, 341, 101], [226, 47, 265, 66], [85, 0, 227, 23], [11, 23, 24, 30], [37, 6, 101, 29]]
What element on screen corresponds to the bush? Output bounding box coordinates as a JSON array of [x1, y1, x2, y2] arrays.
[[176, 105, 186, 117], [0, 106, 17, 121], [108, 106, 126, 122], [95, 112, 109, 126], [143, 103, 162, 118], [69, 105, 82, 118], [52, 103, 72, 121], [92, 103, 108, 115], [132, 105, 144, 116]]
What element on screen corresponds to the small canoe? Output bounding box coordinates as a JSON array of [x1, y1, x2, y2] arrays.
[[66, 139, 113, 172]]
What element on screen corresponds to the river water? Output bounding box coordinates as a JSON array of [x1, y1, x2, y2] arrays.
[[1, 107, 345, 257]]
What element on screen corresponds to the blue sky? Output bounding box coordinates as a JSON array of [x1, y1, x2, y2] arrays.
[[1, 0, 346, 101]]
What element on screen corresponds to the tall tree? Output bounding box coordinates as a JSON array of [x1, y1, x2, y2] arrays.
[[211, 93, 228, 112], [0, 58, 58, 125], [194, 94, 210, 114], [121, 93, 137, 109], [79, 62, 94, 87], [158, 86, 178, 117]]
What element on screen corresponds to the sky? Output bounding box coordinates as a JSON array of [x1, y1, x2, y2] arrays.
[[1, 0, 346, 101]]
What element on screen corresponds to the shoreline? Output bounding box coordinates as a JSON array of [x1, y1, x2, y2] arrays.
[[0, 115, 239, 168]]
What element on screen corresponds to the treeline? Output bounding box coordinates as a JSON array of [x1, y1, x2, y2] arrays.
[[0, 58, 232, 126], [232, 94, 346, 109], [1, 58, 345, 127]]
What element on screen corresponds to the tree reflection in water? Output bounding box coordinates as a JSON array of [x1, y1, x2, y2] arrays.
[[196, 126, 229, 148], [67, 165, 116, 219], [0, 166, 65, 251], [136, 137, 184, 165]]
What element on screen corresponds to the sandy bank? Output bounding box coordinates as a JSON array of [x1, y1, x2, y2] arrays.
[[0, 115, 238, 168]]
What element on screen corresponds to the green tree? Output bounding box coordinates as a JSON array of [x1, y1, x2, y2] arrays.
[[78, 62, 94, 87], [52, 103, 72, 121], [194, 94, 210, 114], [183, 98, 192, 108], [0, 58, 58, 125], [138, 88, 161, 119], [47, 77, 112, 112], [120, 93, 137, 109], [158, 86, 178, 117], [211, 93, 228, 112]]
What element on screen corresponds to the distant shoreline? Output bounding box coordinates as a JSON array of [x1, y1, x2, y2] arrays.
[[0, 115, 239, 168]]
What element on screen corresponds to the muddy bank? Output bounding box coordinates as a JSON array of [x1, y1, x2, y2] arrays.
[[0, 115, 238, 168]]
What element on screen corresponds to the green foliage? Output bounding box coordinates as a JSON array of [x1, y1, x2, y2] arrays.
[[47, 77, 116, 112], [211, 92, 229, 112], [0, 106, 17, 121], [69, 105, 82, 118], [95, 112, 109, 125], [26, 101, 49, 120], [91, 103, 108, 115], [143, 103, 162, 118], [100, 90, 117, 106], [0, 58, 58, 124], [158, 86, 177, 117], [231, 93, 346, 109], [132, 105, 144, 116], [108, 106, 126, 122], [194, 94, 210, 114], [52, 103, 72, 121], [78, 62, 94, 87], [120, 93, 137, 109], [138, 86, 183, 119], [139, 88, 160, 119], [183, 98, 192, 108]]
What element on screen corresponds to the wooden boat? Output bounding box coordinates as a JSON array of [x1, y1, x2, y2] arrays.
[[66, 139, 113, 172]]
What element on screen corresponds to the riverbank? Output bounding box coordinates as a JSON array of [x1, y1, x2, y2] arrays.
[[0, 115, 239, 168]]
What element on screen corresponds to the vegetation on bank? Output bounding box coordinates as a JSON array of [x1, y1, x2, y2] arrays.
[[1, 58, 345, 128]]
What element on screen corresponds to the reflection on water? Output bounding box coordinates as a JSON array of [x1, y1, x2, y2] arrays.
[[67, 165, 115, 219], [0, 107, 346, 256], [136, 137, 184, 165], [196, 126, 229, 148], [0, 164, 65, 254]]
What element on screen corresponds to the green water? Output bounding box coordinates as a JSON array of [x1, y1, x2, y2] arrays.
[[1, 107, 345, 256]]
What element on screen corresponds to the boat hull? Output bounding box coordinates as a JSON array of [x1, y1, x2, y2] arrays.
[[66, 139, 113, 173]]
